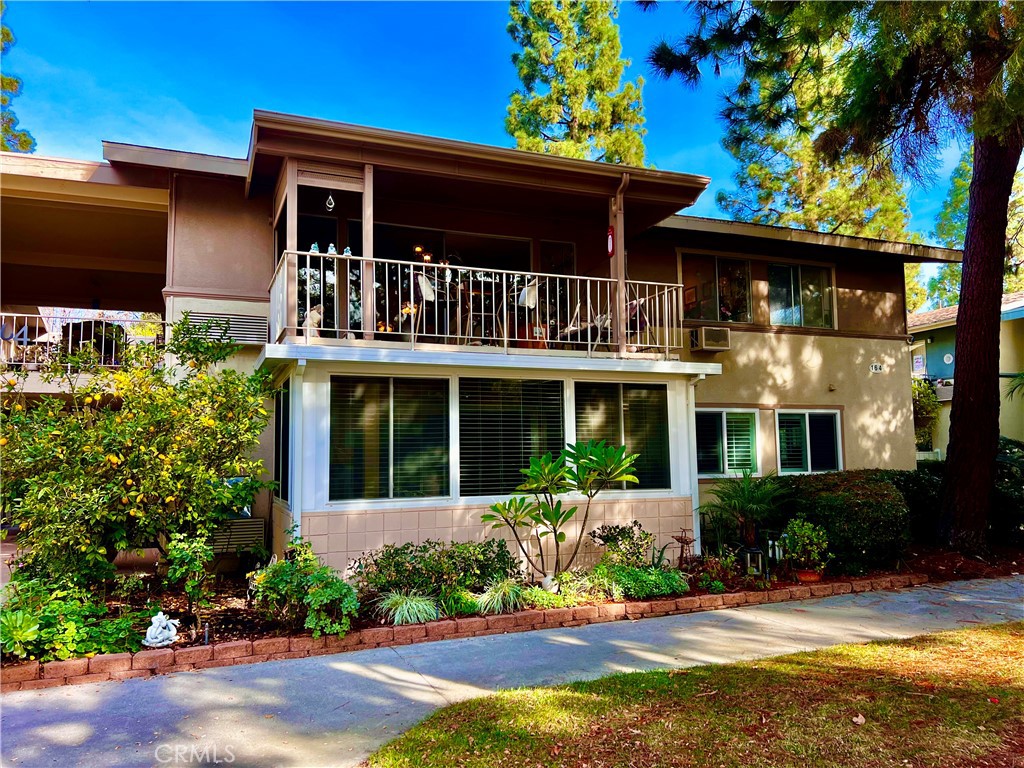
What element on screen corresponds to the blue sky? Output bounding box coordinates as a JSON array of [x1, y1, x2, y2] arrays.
[[4, 1, 964, 239]]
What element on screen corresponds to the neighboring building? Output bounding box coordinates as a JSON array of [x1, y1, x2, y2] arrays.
[[0, 111, 960, 571], [908, 291, 1024, 455]]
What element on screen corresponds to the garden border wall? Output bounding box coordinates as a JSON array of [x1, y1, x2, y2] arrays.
[[0, 574, 928, 693]]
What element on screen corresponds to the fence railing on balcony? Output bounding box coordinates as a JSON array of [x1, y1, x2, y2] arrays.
[[0, 313, 165, 370], [270, 251, 686, 358]]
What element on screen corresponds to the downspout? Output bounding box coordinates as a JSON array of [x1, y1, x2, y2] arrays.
[[686, 373, 706, 556]]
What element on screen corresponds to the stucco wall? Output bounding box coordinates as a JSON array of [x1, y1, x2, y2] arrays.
[[299, 496, 694, 577], [690, 332, 917, 471], [169, 174, 273, 297], [1000, 318, 1024, 442]]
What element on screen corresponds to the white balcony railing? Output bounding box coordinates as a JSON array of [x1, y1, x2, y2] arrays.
[[270, 251, 685, 358], [0, 313, 165, 370]]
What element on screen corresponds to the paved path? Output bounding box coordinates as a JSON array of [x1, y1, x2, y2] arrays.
[[2, 576, 1021, 768]]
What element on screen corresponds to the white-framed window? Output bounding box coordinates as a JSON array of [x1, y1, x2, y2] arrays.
[[273, 378, 291, 501], [695, 409, 758, 476], [574, 382, 671, 489], [329, 376, 450, 500], [768, 263, 835, 328], [775, 410, 842, 474]]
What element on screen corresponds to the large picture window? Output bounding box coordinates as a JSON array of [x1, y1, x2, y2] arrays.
[[574, 382, 670, 489], [329, 377, 449, 500], [459, 378, 564, 496], [695, 410, 757, 476], [776, 411, 841, 474], [768, 264, 834, 328], [682, 255, 751, 323]]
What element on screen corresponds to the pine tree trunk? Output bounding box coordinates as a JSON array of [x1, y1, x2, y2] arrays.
[[941, 130, 1022, 552]]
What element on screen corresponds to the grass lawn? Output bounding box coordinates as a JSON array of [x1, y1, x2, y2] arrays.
[[368, 622, 1024, 768]]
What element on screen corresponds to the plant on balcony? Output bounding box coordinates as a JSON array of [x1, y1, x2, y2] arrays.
[[0, 315, 273, 586], [482, 441, 638, 578]]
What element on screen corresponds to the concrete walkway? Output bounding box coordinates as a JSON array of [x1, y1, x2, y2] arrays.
[[2, 576, 1021, 768]]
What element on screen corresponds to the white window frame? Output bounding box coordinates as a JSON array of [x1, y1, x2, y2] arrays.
[[773, 409, 843, 475], [695, 407, 760, 478]]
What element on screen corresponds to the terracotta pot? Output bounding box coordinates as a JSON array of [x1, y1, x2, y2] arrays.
[[794, 569, 822, 583]]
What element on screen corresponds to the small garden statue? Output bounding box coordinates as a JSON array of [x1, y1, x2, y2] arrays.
[[143, 612, 180, 647]]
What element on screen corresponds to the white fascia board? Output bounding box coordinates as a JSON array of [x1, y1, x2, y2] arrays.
[[257, 344, 722, 377]]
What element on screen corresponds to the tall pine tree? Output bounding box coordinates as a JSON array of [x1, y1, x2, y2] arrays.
[[929, 148, 1024, 307], [506, 0, 646, 165], [1, 1, 35, 153]]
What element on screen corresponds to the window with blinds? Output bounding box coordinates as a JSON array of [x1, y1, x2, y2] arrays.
[[329, 377, 449, 500], [777, 411, 840, 474], [459, 378, 564, 496], [695, 410, 757, 476], [273, 379, 290, 502], [575, 383, 670, 489]]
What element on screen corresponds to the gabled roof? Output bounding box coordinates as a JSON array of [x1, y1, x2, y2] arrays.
[[908, 291, 1024, 331]]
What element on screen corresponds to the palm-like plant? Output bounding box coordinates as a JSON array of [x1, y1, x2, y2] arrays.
[[1008, 372, 1024, 400], [698, 470, 784, 547]]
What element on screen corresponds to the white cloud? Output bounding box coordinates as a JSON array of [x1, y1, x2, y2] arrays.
[[10, 51, 249, 160]]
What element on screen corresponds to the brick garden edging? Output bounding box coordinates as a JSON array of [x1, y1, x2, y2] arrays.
[[0, 573, 928, 693]]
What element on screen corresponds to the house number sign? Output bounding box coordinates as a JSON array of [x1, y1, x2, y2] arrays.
[[869, 363, 884, 373]]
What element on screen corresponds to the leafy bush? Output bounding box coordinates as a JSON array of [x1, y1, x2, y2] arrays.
[[0, 316, 273, 585], [476, 578, 525, 615], [993, 437, 1024, 546], [376, 592, 440, 625], [778, 471, 910, 575], [248, 537, 359, 638], [522, 585, 579, 610], [689, 553, 739, 588], [588, 521, 654, 567], [698, 470, 785, 547], [592, 562, 689, 600], [561, 567, 623, 603], [438, 587, 479, 617], [911, 379, 942, 449], [779, 519, 831, 571], [0, 578, 147, 661], [696, 576, 726, 594], [353, 539, 520, 598], [874, 463, 945, 545], [165, 533, 213, 624]]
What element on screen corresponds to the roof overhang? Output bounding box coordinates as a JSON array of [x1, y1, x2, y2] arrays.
[[103, 142, 247, 178], [247, 110, 710, 225], [661, 216, 962, 263]]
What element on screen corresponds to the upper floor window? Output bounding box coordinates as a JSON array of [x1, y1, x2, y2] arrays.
[[682, 255, 751, 324], [768, 264, 834, 328], [776, 410, 842, 474]]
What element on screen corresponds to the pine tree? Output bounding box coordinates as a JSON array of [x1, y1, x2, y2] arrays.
[[929, 148, 1024, 307], [506, 0, 646, 165], [645, 1, 1024, 551], [1, 1, 35, 153]]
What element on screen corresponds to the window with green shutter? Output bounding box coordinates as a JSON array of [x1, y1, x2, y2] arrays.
[[776, 411, 841, 474], [695, 410, 758, 476]]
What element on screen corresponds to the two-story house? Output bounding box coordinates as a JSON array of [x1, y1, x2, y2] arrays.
[[0, 110, 960, 571]]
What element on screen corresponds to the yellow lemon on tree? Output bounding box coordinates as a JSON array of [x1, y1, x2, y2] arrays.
[[125, 478, 133, 487], [0, 437, 7, 447], [6, 378, 16, 386]]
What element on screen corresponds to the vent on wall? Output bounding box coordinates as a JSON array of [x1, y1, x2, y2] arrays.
[[185, 313, 269, 345], [690, 326, 731, 353]]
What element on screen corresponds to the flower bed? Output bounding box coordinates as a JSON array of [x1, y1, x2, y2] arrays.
[[0, 572, 928, 693]]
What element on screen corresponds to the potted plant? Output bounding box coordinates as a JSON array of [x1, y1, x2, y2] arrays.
[[779, 518, 831, 582]]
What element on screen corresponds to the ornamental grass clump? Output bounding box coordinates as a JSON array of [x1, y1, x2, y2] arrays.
[[376, 592, 440, 626], [476, 577, 525, 615]]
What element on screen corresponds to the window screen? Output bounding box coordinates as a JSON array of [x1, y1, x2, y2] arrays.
[[329, 377, 449, 500], [575, 382, 670, 489], [459, 378, 564, 496]]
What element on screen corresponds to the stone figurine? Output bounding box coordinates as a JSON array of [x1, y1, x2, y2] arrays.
[[143, 612, 180, 648]]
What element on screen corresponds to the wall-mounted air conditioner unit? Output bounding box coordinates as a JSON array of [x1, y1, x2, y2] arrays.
[[690, 326, 731, 352]]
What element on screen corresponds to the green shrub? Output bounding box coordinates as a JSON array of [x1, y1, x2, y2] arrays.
[[592, 562, 689, 600], [353, 539, 520, 598], [438, 587, 479, 617], [587, 521, 654, 567], [521, 585, 578, 610], [376, 592, 440, 625], [165, 533, 213, 624], [779, 471, 910, 575], [912, 379, 942, 450], [779, 519, 831, 571], [477, 578, 525, 615], [0, 578, 147, 661], [874, 464, 945, 545], [248, 537, 359, 638]]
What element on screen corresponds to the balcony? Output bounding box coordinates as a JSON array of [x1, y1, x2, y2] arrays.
[[269, 251, 685, 359]]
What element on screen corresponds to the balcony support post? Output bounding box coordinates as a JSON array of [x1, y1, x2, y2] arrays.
[[610, 173, 629, 356], [285, 159, 298, 339], [361, 164, 375, 340]]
